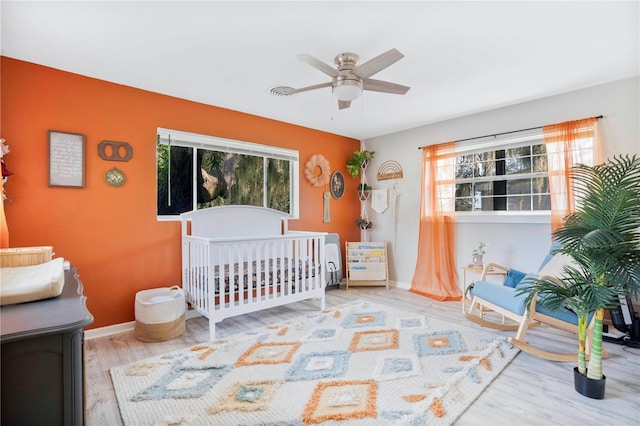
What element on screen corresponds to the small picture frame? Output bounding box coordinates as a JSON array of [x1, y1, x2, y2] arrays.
[[49, 130, 86, 188], [330, 171, 345, 200]]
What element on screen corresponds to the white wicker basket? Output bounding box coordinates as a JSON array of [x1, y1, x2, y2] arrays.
[[134, 286, 185, 342]]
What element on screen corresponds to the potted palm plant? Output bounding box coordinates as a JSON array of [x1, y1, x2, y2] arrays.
[[346, 150, 375, 178], [516, 155, 640, 399]]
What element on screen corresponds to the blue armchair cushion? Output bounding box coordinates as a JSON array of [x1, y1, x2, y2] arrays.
[[471, 281, 528, 316], [536, 305, 579, 326], [503, 268, 527, 288], [535, 306, 594, 326]]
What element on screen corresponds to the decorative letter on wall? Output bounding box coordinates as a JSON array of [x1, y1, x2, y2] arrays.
[[48, 130, 85, 188]]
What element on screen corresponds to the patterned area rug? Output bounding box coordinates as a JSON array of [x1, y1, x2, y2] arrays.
[[110, 300, 519, 425]]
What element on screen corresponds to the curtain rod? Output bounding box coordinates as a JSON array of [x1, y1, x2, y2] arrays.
[[418, 115, 603, 149]]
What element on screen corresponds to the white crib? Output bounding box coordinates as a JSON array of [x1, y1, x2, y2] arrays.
[[181, 205, 326, 341]]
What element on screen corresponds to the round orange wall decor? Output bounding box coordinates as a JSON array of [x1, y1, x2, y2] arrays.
[[304, 154, 331, 187]]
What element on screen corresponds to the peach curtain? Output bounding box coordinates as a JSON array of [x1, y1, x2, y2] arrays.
[[410, 142, 461, 301], [543, 117, 601, 234]]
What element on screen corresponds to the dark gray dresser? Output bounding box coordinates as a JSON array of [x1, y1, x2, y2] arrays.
[[1, 266, 94, 426]]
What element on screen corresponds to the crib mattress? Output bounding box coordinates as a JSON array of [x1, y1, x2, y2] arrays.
[[189, 258, 316, 294]]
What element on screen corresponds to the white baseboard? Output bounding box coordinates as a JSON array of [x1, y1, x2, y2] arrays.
[[84, 308, 203, 341], [391, 280, 411, 290], [84, 321, 135, 340]]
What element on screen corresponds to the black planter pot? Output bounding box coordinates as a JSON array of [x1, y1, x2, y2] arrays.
[[574, 367, 606, 399]]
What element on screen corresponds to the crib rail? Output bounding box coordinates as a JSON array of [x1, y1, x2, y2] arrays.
[[182, 231, 326, 340]]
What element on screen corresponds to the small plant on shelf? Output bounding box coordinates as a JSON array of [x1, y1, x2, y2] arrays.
[[471, 242, 488, 268], [472, 242, 488, 256], [346, 150, 375, 178]]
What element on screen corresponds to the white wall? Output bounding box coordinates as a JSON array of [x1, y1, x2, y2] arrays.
[[364, 76, 639, 290]]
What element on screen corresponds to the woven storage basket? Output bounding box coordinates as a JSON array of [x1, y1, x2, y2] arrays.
[[0, 246, 54, 267], [134, 286, 186, 342]]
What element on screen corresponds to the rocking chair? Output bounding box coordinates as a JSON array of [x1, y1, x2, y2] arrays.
[[464, 243, 603, 362]]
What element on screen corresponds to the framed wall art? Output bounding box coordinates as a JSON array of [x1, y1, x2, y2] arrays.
[[49, 130, 86, 188], [330, 171, 345, 199]]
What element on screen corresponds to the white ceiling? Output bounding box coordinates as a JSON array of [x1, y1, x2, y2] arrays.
[[1, 1, 638, 140]]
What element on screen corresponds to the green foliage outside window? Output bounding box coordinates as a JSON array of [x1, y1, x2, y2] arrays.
[[157, 144, 291, 217]]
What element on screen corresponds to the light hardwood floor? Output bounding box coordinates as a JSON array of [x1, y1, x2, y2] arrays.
[[85, 286, 640, 425]]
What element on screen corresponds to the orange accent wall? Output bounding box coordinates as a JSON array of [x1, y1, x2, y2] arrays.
[[1, 57, 361, 329]]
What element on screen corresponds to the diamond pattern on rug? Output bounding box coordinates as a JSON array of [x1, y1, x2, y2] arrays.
[[286, 351, 351, 381], [209, 380, 282, 414], [235, 341, 301, 367], [413, 330, 466, 356], [125, 361, 171, 376], [110, 300, 520, 426], [341, 311, 386, 328], [302, 379, 378, 424], [349, 329, 399, 352], [396, 316, 429, 330], [372, 354, 421, 381], [131, 364, 231, 401], [380, 409, 415, 420], [302, 326, 343, 342]]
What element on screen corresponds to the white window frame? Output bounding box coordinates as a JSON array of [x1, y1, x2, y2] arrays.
[[156, 128, 300, 220], [454, 129, 552, 224], [451, 123, 597, 224]]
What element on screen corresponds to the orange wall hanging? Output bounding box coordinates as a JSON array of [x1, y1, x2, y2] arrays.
[[304, 154, 331, 187]]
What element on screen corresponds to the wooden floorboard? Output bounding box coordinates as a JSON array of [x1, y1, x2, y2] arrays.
[[84, 286, 640, 425]]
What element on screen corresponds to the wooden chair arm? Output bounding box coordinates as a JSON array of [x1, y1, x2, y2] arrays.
[[480, 262, 511, 280], [538, 275, 566, 286]]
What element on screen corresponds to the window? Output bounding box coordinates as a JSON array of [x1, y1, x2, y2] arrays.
[[452, 126, 597, 217], [454, 140, 550, 212], [156, 128, 299, 219]]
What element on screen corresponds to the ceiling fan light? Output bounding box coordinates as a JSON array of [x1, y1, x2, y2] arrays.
[[333, 79, 362, 101]]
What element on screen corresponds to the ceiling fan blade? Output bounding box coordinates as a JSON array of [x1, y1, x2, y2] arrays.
[[353, 48, 404, 79], [363, 78, 410, 95], [292, 82, 332, 94], [338, 100, 351, 110], [297, 54, 339, 78]]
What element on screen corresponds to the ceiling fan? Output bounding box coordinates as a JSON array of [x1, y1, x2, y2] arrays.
[[290, 48, 410, 110]]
